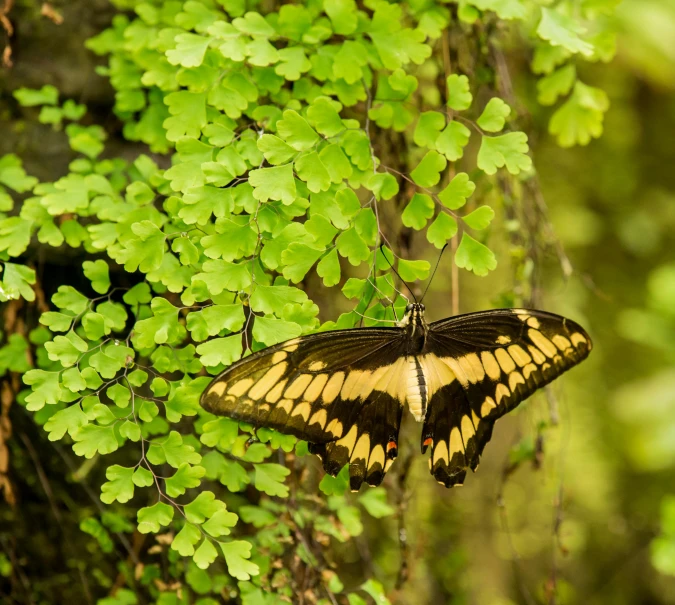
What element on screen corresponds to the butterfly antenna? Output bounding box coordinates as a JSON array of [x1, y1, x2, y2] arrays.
[[420, 244, 448, 303], [379, 244, 417, 303]]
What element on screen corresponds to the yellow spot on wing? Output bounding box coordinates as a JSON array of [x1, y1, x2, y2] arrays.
[[385, 458, 395, 472], [308, 360, 327, 371], [322, 372, 345, 404], [351, 434, 371, 461], [523, 363, 537, 380], [481, 351, 501, 381], [433, 439, 449, 465], [265, 379, 287, 403], [209, 382, 227, 396], [526, 317, 540, 329], [508, 345, 531, 367], [283, 338, 300, 352], [326, 418, 343, 438], [291, 401, 311, 422], [304, 374, 328, 403], [495, 348, 516, 374], [461, 415, 475, 441], [508, 371, 525, 391], [552, 334, 572, 351], [571, 332, 587, 347], [284, 374, 312, 399], [528, 345, 546, 365], [420, 354, 456, 397], [271, 351, 287, 364], [340, 370, 366, 400], [337, 425, 358, 454], [528, 329, 557, 358], [443, 357, 469, 388], [248, 362, 287, 400], [276, 399, 293, 414], [229, 378, 253, 397], [368, 445, 385, 470], [308, 409, 327, 429], [459, 353, 485, 384], [496, 335, 511, 345], [495, 383, 510, 405], [481, 396, 497, 417], [449, 428, 464, 456]]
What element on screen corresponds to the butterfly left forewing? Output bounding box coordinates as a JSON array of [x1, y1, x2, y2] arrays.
[[201, 327, 409, 490], [420, 308, 591, 485]]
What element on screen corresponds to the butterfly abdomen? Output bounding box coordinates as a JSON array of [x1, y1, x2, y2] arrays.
[[406, 357, 428, 422]]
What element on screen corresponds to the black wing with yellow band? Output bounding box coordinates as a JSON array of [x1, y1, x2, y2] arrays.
[[200, 307, 592, 490], [201, 328, 410, 490], [421, 309, 592, 486]]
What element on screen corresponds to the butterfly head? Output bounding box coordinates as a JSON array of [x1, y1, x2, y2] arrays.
[[397, 303, 426, 328]]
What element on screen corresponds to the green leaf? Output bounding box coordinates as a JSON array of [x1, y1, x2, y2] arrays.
[[0, 218, 32, 258], [549, 81, 609, 147], [0, 262, 36, 302], [254, 463, 290, 497], [52, 285, 89, 315], [277, 110, 319, 151], [537, 7, 594, 57], [82, 260, 110, 294], [24, 369, 62, 410], [192, 260, 252, 295], [414, 111, 445, 148], [324, 0, 358, 35], [187, 304, 245, 341], [438, 173, 475, 210], [317, 249, 341, 287], [164, 91, 207, 141], [13, 85, 59, 106], [107, 383, 131, 408], [112, 221, 165, 273], [250, 285, 308, 315], [249, 164, 296, 204], [101, 465, 135, 504], [220, 541, 259, 581], [427, 213, 458, 248], [44, 404, 88, 441], [133, 297, 181, 349], [295, 152, 331, 193], [336, 228, 370, 266], [477, 132, 532, 175], [185, 491, 224, 524], [180, 186, 234, 225], [45, 331, 88, 367], [410, 151, 446, 187], [72, 424, 120, 458], [165, 463, 206, 497], [137, 502, 174, 534], [454, 233, 497, 276], [275, 47, 311, 81], [166, 33, 211, 68], [147, 431, 202, 469], [172, 523, 202, 557], [252, 316, 302, 347], [306, 214, 339, 247], [233, 11, 275, 37], [203, 509, 238, 538], [358, 487, 395, 518], [366, 173, 399, 201], [537, 64, 576, 106], [257, 135, 297, 165], [0, 154, 38, 192], [171, 236, 200, 266], [446, 74, 472, 111], [398, 259, 430, 282], [319, 144, 353, 183], [307, 97, 344, 137], [200, 417, 239, 450], [319, 465, 349, 496], [463, 206, 495, 230], [281, 243, 324, 282], [132, 467, 154, 488], [402, 193, 434, 230], [196, 335, 242, 367], [476, 98, 511, 132]]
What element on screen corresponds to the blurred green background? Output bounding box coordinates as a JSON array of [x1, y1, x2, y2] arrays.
[[2, 1, 675, 604]]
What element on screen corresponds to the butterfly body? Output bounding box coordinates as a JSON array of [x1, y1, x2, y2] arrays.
[[201, 304, 591, 490]]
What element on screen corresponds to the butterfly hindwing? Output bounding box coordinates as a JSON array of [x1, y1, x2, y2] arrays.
[[200, 328, 408, 489], [420, 308, 592, 485]]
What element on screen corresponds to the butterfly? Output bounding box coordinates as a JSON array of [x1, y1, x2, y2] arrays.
[[200, 304, 591, 490]]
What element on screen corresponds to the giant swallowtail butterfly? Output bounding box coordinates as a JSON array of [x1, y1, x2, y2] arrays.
[[200, 305, 591, 490]]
